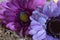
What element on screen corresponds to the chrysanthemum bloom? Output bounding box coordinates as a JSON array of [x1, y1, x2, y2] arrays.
[[0, 0, 46, 37], [29, 0, 60, 40]]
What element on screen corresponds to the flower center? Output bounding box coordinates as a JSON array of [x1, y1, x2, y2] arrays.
[[20, 11, 28, 22], [46, 17, 60, 36]]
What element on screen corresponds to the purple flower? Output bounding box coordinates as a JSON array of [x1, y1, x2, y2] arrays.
[[0, 0, 46, 37], [29, 9, 47, 40], [29, 0, 60, 40]]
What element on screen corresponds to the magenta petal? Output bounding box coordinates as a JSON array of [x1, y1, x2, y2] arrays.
[[27, 0, 46, 9], [0, 15, 5, 19], [4, 10, 16, 22], [1, 1, 9, 8], [1, 1, 18, 11], [25, 29, 29, 36], [19, 29, 23, 37], [0, 5, 5, 20], [6, 2, 18, 11], [5, 16, 15, 22], [9, 0, 46, 10], [9, 0, 20, 8], [6, 22, 16, 31], [4, 10, 16, 16], [0, 4, 6, 15]]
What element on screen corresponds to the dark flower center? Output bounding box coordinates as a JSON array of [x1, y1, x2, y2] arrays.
[[16, 10, 30, 23], [20, 12, 28, 22], [46, 17, 60, 37], [16, 10, 31, 37]]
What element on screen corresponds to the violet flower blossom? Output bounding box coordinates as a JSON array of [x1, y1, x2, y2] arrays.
[[0, 0, 46, 37], [29, 0, 60, 40], [29, 7, 48, 40]]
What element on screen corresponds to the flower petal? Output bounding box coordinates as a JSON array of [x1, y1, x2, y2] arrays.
[[27, 0, 46, 9], [29, 29, 37, 35], [5, 16, 15, 22], [6, 22, 16, 31], [19, 28, 23, 37], [0, 4, 6, 15], [6, 2, 18, 11], [4, 9, 16, 16], [1, 1, 18, 11], [0, 15, 5, 19]]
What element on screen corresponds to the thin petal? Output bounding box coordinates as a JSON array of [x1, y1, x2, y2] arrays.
[[1, 1, 18, 11], [0, 4, 6, 15]]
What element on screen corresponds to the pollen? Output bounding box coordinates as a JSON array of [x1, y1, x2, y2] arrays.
[[20, 12, 28, 22]]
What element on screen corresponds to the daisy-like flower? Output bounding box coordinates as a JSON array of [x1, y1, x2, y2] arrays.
[[0, 0, 46, 37], [29, 0, 60, 40]]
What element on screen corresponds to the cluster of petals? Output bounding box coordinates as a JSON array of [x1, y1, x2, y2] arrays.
[[0, 0, 46, 37], [0, 0, 60, 40], [29, 0, 60, 40]]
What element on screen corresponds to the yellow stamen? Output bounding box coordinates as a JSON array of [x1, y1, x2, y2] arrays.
[[54, 0, 58, 3], [20, 12, 28, 22]]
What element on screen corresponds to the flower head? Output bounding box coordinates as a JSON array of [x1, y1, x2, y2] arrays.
[[29, 0, 60, 40], [0, 0, 46, 37]]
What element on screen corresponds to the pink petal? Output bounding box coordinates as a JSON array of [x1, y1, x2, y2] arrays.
[[27, 0, 46, 9]]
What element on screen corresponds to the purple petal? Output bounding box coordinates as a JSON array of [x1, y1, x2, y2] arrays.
[[46, 35, 58, 40], [33, 35, 38, 40], [1, 1, 18, 11], [37, 32, 46, 40], [27, 0, 46, 9], [19, 28, 23, 37], [4, 9, 16, 16], [9, 0, 46, 10], [29, 29, 37, 35], [0, 4, 6, 15], [5, 16, 15, 22], [6, 2, 18, 11], [0, 15, 5, 19], [6, 22, 16, 31]]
